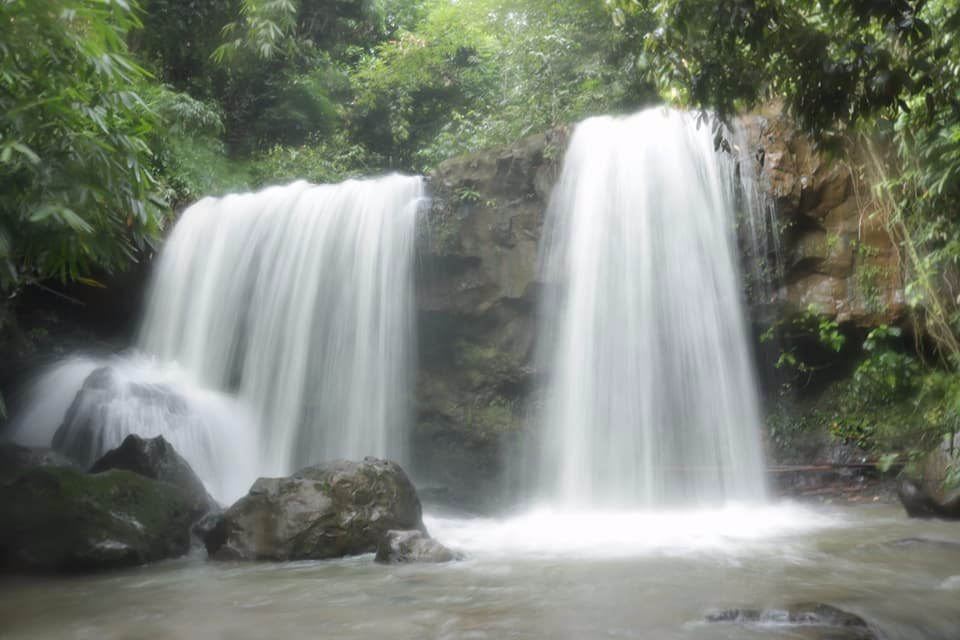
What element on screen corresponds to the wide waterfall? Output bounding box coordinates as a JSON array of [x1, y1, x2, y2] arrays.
[[533, 108, 768, 507], [10, 176, 424, 502]]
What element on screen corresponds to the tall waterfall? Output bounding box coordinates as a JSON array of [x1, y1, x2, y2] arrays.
[[534, 108, 767, 507], [10, 176, 423, 502]]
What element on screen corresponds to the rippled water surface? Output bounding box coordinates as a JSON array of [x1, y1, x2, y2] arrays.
[[2, 503, 959, 640]]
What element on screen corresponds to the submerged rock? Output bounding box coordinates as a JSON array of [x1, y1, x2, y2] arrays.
[[375, 529, 460, 564], [705, 603, 878, 640], [90, 434, 217, 520], [0, 466, 192, 572], [889, 537, 960, 552], [0, 442, 80, 475], [205, 457, 425, 561]]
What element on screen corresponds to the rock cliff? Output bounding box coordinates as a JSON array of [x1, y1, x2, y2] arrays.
[[736, 103, 905, 326]]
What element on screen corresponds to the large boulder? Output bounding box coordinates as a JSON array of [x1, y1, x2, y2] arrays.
[[51, 366, 190, 467], [0, 442, 80, 476], [706, 603, 879, 640], [0, 466, 192, 572], [374, 529, 459, 564], [204, 457, 426, 561], [897, 477, 960, 520], [897, 436, 960, 520], [90, 434, 217, 520]]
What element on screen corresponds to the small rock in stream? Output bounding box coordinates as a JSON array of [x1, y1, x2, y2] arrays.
[[375, 529, 461, 564], [705, 602, 879, 640]]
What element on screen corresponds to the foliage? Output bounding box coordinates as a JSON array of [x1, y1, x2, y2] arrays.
[[247, 134, 381, 187], [851, 325, 921, 403], [0, 0, 166, 295], [614, 0, 947, 143], [145, 86, 249, 205], [759, 309, 847, 389], [351, 0, 656, 171], [767, 326, 957, 460]]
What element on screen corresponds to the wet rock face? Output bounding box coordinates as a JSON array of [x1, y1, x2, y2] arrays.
[[706, 603, 879, 640], [90, 434, 218, 520], [204, 458, 426, 561], [736, 104, 905, 326], [0, 466, 192, 572], [414, 127, 569, 510], [374, 529, 460, 564]]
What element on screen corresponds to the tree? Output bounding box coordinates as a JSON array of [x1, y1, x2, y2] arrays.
[[0, 0, 166, 295]]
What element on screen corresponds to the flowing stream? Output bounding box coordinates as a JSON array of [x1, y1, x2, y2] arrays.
[[1, 505, 958, 639], [533, 108, 767, 507]]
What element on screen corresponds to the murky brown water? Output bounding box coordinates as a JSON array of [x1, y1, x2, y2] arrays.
[[1, 503, 958, 640]]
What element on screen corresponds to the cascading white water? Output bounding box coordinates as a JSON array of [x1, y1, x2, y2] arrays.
[[533, 108, 767, 508], [9, 176, 424, 503], [139, 177, 422, 475]]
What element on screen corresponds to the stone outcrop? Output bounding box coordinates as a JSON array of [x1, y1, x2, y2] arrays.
[[374, 529, 460, 564], [90, 434, 218, 520], [736, 102, 905, 326], [0, 465, 192, 572], [204, 457, 426, 561], [413, 127, 569, 509]]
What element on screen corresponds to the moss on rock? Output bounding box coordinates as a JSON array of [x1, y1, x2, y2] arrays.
[[0, 465, 192, 572]]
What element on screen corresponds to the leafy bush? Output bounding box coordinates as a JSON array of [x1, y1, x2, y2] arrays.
[[851, 325, 922, 404]]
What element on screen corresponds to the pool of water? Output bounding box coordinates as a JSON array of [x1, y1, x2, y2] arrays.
[[1, 503, 958, 639]]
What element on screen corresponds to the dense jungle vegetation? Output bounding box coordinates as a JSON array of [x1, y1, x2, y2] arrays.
[[1, 0, 959, 473]]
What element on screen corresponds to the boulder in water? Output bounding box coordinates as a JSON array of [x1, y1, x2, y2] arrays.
[[0, 466, 192, 572], [896, 477, 960, 520], [51, 366, 189, 468], [0, 443, 80, 476], [896, 439, 960, 520], [705, 603, 878, 639], [205, 457, 425, 561], [90, 434, 218, 520], [375, 529, 460, 564]]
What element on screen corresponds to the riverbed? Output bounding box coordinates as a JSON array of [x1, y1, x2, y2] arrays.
[[1, 503, 958, 639]]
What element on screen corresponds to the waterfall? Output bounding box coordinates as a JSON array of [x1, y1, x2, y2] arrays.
[[533, 108, 767, 508], [10, 176, 424, 502]]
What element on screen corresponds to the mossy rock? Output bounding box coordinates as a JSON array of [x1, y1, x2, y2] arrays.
[[0, 466, 192, 573], [90, 434, 218, 520]]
